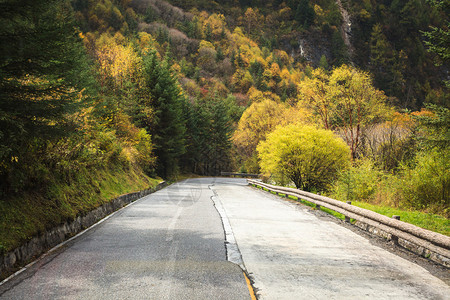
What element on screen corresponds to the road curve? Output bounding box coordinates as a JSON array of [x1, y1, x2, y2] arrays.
[[1, 177, 448, 300]]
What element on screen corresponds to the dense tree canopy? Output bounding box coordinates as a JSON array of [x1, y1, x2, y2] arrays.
[[141, 51, 186, 178], [0, 0, 447, 219], [233, 99, 310, 172], [299, 65, 391, 158], [0, 0, 95, 192]]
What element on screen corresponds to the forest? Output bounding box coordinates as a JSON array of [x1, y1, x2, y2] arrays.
[[0, 0, 448, 252]]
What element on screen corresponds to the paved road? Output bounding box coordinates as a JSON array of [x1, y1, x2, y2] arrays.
[[211, 179, 450, 300], [0, 178, 250, 300], [1, 178, 449, 299]]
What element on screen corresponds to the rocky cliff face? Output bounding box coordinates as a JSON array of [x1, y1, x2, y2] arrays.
[[296, 32, 332, 65], [336, 0, 353, 62], [281, 1, 353, 67]]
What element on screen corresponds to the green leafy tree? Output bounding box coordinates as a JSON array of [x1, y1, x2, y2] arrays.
[[319, 55, 329, 70], [422, 0, 449, 89], [202, 98, 233, 175], [369, 24, 406, 99], [331, 30, 349, 66], [413, 104, 449, 150], [181, 99, 209, 174], [331, 158, 383, 202], [258, 124, 351, 191], [400, 148, 449, 213]]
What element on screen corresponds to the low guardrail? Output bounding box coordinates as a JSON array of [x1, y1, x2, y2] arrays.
[[221, 172, 260, 178], [247, 179, 450, 267]]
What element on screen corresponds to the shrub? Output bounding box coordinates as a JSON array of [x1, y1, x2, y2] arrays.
[[257, 124, 351, 191], [400, 148, 449, 214], [135, 129, 156, 175], [331, 158, 384, 202]]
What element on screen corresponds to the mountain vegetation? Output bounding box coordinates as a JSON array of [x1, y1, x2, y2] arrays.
[[0, 0, 448, 254]]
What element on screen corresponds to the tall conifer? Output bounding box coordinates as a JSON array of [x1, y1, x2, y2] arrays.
[[142, 51, 186, 178]]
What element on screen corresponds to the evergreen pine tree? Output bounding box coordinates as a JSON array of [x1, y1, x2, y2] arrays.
[[141, 51, 186, 178], [0, 0, 94, 191], [207, 99, 233, 175], [295, 0, 315, 28]]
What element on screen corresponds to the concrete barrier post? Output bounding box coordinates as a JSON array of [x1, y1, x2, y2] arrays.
[[391, 215, 401, 244], [345, 201, 352, 222]]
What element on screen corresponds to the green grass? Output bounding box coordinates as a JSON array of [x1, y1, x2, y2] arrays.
[[351, 201, 449, 236], [0, 165, 161, 254], [285, 194, 345, 219], [318, 207, 346, 220]]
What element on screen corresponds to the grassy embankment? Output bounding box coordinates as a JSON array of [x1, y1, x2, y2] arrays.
[[0, 166, 161, 255]]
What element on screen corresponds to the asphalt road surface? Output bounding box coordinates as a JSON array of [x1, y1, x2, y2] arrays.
[[0, 178, 250, 300], [1, 177, 449, 299], [211, 178, 449, 299]]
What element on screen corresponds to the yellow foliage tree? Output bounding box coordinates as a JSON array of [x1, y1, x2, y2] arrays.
[[298, 65, 391, 158], [328, 65, 391, 158], [233, 99, 310, 172], [95, 33, 142, 90], [247, 87, 280, 103], [298, 68, 332, 129], [258, 124, 351, 191], [231, 69, 253, 93], [138, 32, 157, 54], [242, 7, 263, 35], [203, 13, 227, 40]]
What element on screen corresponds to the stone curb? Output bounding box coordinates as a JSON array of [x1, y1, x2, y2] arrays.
[[0, 181, 167, 281]]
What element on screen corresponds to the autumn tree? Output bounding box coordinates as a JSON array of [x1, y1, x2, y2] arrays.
[[94, 32, 142, 92], [258, 124, 350, 191], [298, 68, 332, 129], [196, 40, 217, 75], [233, 99, 310, 172], [362, 112, 416, 172], [202, 13, 227, 40], [242, 7, 263, 36], [328, 65, 390, 159], [299, 65, 390, 159]]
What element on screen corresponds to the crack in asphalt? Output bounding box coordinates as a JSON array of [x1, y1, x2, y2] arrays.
[[208, 182, 259, 299], [209, 184, 244, 268]]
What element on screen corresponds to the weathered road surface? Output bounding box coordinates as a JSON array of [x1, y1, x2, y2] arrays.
[[0, 178, 250, 300], [211, 178, 449, 300], [1, 178, 449, 300]]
